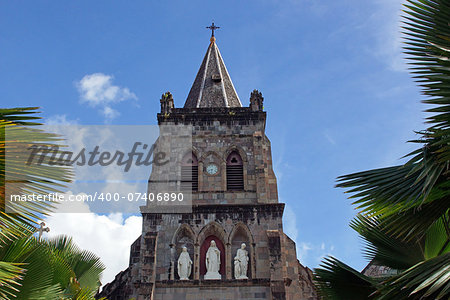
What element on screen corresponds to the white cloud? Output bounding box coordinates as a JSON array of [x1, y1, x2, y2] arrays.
[[46, 114, 78, 125], [76, 73, 137, 121], [44, 198, 142, 285], [298, 242, 313, 262], [102, 106, 119, 120]]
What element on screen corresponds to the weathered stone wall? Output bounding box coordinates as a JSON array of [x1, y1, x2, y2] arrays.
[[149, 107, 278, 205], [153, 283, 271, 300], [98, 268, 135, 300], [281, 234, 318, 300], [98, 105, 317, 300], [142, 204, 284, 282]]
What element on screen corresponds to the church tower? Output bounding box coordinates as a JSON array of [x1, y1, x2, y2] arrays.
[[99, 26, 317, 300]]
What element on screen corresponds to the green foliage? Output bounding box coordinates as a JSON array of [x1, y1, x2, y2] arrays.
[[314, 256, 378, 300], [379, 253, 450, 299], [0, 107, 73, 241], [314, 1, 450, 299], [0, 107, 104, 299], [0, 234, 105, 300], [0, 261, 26, 299], [349, 215, 424, 270]]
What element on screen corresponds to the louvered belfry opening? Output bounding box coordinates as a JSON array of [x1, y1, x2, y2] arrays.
[[226, 151, 244, 191], [181, 152, 198, 191]]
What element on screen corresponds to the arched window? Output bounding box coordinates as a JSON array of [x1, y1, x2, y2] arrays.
[[181, 152, 198, 191], [226, 151, 244, 191]]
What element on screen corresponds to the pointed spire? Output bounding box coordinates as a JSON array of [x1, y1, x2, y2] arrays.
[[184, 23, 242, 108]]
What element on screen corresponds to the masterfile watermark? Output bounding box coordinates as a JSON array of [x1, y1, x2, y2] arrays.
[[9, 192, 186, 203], [26, 142, 169, 171], [5, 124, 193, 214]]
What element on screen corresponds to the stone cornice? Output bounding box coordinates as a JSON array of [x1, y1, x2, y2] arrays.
[[157, 107, 266, 125]]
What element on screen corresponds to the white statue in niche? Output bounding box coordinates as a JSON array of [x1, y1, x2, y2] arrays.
[[177, 246, 192, 280], [234, 256, 241, 279], [204, 240, 221, 279], [234, 243, 249, 279]]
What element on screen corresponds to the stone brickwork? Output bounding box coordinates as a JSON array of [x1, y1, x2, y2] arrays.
[[99, 206, 317, 299], [97, 37, 317, 300], [98, 103, 318, 299], [154, 284, 271, 300], [154, 106, 278, 205]]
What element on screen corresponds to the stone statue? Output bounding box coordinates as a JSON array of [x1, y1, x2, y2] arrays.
[[204, 240, 221, 279], [234, 243, 249, 279], [177, 247, 192, 280], [234, 256, 241, 279]]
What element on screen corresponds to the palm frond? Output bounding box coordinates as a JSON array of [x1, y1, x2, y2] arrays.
[[0, 235, 63, 300], [378, 252, 450, 300], [0, 261, 26, 299], [350, 215, 424, 270], [403, 0, 450, 130], [0, 108, 73, 242], [44, 235, 104, 297], [314, 256, 378, 300], [322, 1, 450, 299], [0, 108, 42, 126]]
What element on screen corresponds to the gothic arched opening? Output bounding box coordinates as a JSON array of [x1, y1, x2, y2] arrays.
[[226, 151, 244, 190], [172, 224, 195, 280], [181, 152, 198, 191], [230, 224, 252, 279]]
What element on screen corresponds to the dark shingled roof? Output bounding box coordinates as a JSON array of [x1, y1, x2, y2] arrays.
[[184, 38, 242, 108]]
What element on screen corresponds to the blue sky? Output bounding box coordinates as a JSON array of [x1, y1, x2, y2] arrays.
[[1, 0, 426, 281]]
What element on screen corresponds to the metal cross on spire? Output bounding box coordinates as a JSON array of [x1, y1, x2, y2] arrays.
[[206, 22, 220, 37]]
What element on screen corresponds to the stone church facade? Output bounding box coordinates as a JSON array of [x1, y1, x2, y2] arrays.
[[98, 32, 317, 300]]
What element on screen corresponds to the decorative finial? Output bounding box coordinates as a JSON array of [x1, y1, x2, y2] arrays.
[[250, 90, 264, 111], [206, 22, 220, 42], [160, 91, 174, 114]]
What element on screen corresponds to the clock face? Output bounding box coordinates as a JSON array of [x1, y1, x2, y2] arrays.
[[206, 164, 218, 175]]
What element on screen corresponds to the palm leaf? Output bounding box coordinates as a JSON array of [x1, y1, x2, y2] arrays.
[[0, 108, 73, 242], [44, 235, 105, 298], [0, 261, 25, 299], [314, 256, 378, 299], [378, 253, 450, 299], [0, 235, 63, 300], [350, 215, 425, 270], [321, 1, 450, 299], [0, 107, 76, 298]]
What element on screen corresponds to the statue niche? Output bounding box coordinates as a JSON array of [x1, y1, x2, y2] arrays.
[[200, 235, 225, 279], [172, 225, 195, 280], [230, 224, 252, 279], [205, 240, 221, 279], [177, 246, 192, 280]]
